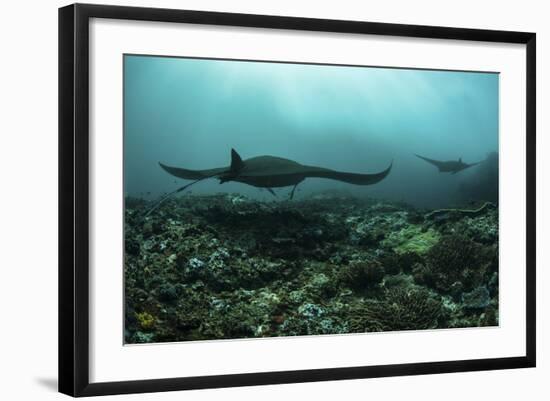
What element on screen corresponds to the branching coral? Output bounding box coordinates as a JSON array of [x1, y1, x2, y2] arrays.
[[336, 260, 385, 291], [348, 287, 442, 332], [414, 234, 493, 293]]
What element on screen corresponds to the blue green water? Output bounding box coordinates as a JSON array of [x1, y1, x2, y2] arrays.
[[124, 55, 498, 208]]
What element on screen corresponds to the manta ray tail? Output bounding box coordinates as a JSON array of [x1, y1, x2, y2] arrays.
[[144, 175, 209, 217], [144, 167, 227, 217], [149, 149, 244, 216]]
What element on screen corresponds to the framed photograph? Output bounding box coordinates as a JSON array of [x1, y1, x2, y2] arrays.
[[59, 3, 536, 397]]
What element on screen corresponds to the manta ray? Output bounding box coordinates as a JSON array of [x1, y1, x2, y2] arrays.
[[146, 149, 392, 215], [415, 154, 482, 174]]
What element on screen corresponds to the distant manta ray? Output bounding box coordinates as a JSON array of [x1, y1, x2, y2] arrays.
[[415, 154, 482, 174], [145, 149, 392, 216]]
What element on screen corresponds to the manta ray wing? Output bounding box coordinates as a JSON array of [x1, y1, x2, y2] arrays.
[[415, 154, 446, 170], [452, 161, 483, 174], [299, 162, 393, 185], [158, 162, 227, 180], [466, 161, 483, 169]]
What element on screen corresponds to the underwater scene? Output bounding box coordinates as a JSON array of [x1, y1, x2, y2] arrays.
[[124, 55, 499, 344]]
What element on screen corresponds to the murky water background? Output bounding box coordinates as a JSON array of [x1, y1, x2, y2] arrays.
[[124, 55, 498, 208]]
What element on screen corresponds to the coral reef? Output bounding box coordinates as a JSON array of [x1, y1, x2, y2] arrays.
[[124, 192, 499, 343]]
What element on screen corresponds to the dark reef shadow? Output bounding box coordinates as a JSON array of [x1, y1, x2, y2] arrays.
[[35, 377, 57, 392]]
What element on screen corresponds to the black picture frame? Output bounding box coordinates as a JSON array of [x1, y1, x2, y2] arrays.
[[59, 3, 536, 397]]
